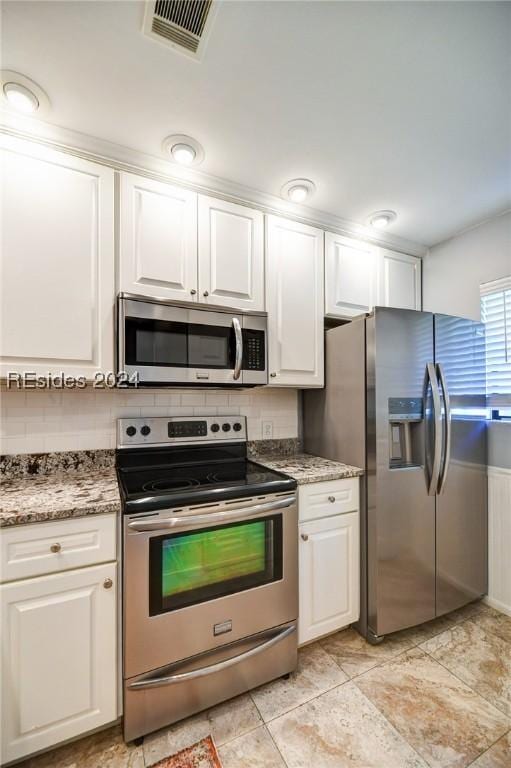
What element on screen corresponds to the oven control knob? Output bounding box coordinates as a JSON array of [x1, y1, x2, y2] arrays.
[[126, 426, 136, 437], [222, 423, 231, 432], [233, 422, 242, 432], [140, 425, 151, 437], [211, 423, 220, 433]]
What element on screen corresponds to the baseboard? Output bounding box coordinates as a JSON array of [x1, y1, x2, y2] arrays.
[[483, 595, 511, 617]]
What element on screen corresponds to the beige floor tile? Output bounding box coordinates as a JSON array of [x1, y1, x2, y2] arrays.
[[142, 693, 261, 765], [469, 608, 511, 645], [469, 731, 511, 768], [355, 647, 510, 768], [400, 614, 457, 644], [320, 626, 415, 678], [17, 725, 143, 768], [250, 641, 348, 722], [420, 620, 511, 717], [267, 681, 427, 768], [218, 725, 285, 768], [447, 600, 492, 624]]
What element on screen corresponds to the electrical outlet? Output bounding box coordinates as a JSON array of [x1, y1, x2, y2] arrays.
[[262, 420, 273, 439]]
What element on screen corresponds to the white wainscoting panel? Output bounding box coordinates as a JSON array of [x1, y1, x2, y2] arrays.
[[486, 466, 511, 616]]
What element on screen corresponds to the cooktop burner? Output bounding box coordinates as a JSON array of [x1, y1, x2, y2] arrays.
[[141, 477, 201, 493], [116, 415, 297, 513]]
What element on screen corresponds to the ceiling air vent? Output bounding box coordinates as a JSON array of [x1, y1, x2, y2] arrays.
[[143, 1, 217, 60]]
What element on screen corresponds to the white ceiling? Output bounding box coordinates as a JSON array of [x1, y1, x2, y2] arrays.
[[2, 0, 510, 246]]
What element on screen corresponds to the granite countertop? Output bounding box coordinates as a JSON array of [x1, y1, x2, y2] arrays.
[[255, 453, 364, 485], [0, 469, 121, 527], [0, 445, 363, 528]]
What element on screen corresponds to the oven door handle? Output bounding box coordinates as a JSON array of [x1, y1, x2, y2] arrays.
[[127, 495, 296, 532], [232, 317, 243, 381], [127, 624, 296, 690]]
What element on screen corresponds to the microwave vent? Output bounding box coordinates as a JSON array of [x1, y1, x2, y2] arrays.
[[143, 0, 217, 59]]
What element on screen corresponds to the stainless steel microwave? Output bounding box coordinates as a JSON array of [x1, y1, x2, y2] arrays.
[[117, 294, 267, 386]]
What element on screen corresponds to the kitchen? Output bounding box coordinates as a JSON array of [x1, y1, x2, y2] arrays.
[[1, 2, 510, 768]]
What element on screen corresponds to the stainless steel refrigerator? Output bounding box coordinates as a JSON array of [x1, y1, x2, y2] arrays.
[[303, 307, 487, 642]]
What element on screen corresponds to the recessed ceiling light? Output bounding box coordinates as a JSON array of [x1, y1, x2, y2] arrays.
[[281, 178, 316, 204], [162, 134, 204, 166], [3, 82, 39, 113], [368, 210, 397, 229], [0, 71, 49, 115]]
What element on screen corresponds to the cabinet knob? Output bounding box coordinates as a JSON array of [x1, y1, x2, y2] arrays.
[[190, 289, 197, 295], [50, 543, 62, 553], [301, 533, 309, 541], [103, 578, 113, 590], [270, 372, 277, 378], [203, 291, 209, 297], [328, 496, 336, 503]]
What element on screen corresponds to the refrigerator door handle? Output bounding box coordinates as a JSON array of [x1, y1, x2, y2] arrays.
[[425, 362, 442, 495], [436, 362, 451, 494]]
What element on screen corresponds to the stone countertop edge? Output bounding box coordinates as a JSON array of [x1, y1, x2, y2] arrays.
[[0, 468, 121, 528], [0, 451, 363, 528], [253, 453, 364, 484]]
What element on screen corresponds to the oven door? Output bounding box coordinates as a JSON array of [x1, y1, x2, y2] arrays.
[[119, 297, 245, 385], [123, 493, 298, 678]]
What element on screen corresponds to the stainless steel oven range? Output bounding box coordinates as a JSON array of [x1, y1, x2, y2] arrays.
[[117, 416, 298, 742]]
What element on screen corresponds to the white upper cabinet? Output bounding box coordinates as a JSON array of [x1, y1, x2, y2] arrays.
[[325, 232, 379, 318], [379, 247, 422, 310], [0, 135, 114, 379], [198, 196, 264, 311], [266, 216, 324, 387], [119, 172, 198, 302]]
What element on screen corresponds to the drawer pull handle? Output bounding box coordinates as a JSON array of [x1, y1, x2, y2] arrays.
[[50, 543, 62, 553], [103, 578, 113, 590], [328, 496, 336, 503], [301, 533, 309, 541]]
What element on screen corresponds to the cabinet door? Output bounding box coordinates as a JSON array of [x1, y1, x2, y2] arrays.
[[325, 232, 379, 318], [266, 216, 324, 387], [379, 248, 421, 310], [198, 196, 264, 311], [299, 513, 359, 645], [0, 135, 114, 379], [1, 563, 117, 764], [119, 172, 198, 302]]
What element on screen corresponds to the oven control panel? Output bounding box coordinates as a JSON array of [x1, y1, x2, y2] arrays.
[[117, 415, 247, 448]]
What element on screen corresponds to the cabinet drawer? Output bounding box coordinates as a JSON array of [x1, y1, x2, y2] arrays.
[[298, 478, 359, 522], [0, 514, 116, 583]]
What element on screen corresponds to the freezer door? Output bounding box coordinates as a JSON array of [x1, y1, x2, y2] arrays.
[[434, 314, 487, 615], [368, 308, 436, 637]]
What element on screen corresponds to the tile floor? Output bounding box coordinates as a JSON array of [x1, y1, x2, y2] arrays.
[[18, 601, 511, 768]]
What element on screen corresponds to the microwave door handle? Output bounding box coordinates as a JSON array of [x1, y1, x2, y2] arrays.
[[128, 495, 296, 532], [436, 362, 451, 494], [232, 317, 242, 380]]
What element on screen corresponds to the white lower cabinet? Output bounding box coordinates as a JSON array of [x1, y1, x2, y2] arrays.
[[0, 561, 117, 764], [298, 479, 360, 645]]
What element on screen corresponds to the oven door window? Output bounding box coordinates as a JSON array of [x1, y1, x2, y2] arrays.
[[149, 515, 283, 615], [125, 318, 236, 370]]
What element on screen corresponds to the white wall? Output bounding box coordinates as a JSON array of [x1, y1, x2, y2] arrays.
[[423, 210, 511, 321], [0, 387, 299, 455]]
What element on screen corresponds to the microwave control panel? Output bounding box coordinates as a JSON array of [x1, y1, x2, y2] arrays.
[[242, 329, 265, 371]]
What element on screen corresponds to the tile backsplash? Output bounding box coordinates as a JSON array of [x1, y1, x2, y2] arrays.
[[0, 387, 299, 455]]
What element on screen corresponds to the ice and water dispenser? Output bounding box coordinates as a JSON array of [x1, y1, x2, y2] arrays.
[[388, 397, 423, 468]]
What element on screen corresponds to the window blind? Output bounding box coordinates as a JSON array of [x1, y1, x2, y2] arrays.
[[481, 276, 511, 398]]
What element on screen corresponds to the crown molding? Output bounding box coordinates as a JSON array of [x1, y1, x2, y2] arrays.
[[0, 114, 427, 257]]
